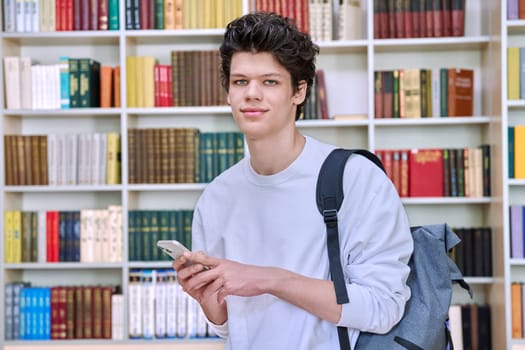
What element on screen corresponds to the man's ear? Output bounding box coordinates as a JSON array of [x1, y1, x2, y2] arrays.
[[293, 80, 307, 105]]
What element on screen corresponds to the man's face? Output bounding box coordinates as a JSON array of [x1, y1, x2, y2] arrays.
[[227, 51, 306, 141]]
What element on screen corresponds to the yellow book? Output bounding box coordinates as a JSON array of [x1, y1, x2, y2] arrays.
[[106, 133, 121, 185], [190, 0, 198, 29], [215, 0, 224, 28], [4, 211, 13, 263], [126, 56, 138, 108], [515, 125, 525, 179], [12, 210, 22, 263], [136, 56, 145, 107], [508, 47, 520, 100], [164, 0, 175, 29], [182, 0, 190, 28], [143, 56, 156, 108]]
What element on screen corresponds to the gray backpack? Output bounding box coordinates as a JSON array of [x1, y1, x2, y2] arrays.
[[316, 148, 472, 350]]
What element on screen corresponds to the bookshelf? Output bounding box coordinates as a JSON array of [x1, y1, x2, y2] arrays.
[[504, 0, 525, 348], [0, 0, 507, 349]]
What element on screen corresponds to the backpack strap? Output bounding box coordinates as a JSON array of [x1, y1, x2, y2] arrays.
[[316, 148, 385, 350]]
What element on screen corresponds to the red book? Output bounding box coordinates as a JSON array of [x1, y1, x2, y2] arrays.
[[403, 0, 413, 38], [374, 71, 384, 118], [450, 0, 465, 36], [409, 148, 444, 197], [98, 0, 109, 29], [432, 0, 443, 37], [154, 64, 162, 107], [394, 0, 404, 38], [442, 0, 452, 36], [425, 0, 434, 37], [46, 210, 60, 262], [374, 0, 381, 38], [392, 150, 402, 195], [400, 150, 410, 197], [65, 0, 73, 30], [383, 71, 394, 118], [166, 65, 173, 107]]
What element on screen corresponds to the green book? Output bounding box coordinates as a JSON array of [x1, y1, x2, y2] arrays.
[[182, 210, 193, 250], [68, 58, 80, 108], [150, 211, 160, 261], [440, 68, 448, 117], [79, 58, 101, 108], [108, 0, 119, 29], [154, 0, 164, 29]]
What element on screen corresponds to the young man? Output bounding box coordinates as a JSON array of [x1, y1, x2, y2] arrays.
[[173, 12, 413, 349]]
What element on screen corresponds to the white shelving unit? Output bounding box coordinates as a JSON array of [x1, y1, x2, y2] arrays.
[[0, 0, 506, 349]]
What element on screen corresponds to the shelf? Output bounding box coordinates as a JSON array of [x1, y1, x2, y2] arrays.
[[127, 184, 207, 192], [3, 108, 122, 116], [126, 106, 231, 115], [507, 100, 525, 109], [401, 197, 492, 205], [3, 185, 123, 193], [3, 338, 225, 350], [373, 116, 492, 126], [373, 36, 491, 53], [507, 20, 525, 35], [1, 32, 120, 45], [5, 262, 124, 270]]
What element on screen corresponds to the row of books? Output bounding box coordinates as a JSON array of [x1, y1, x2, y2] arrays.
[[508, 0, 525, 20], [508, 126, 525, 179], [128, 128, 244, 184], [128, 209, 193, 262], [4, 132, 121, 186], [449, 303, 491, 349], [3, 0, 120, 32], [508, 47, 525, 100], [129, 269, 217, 339], [374, 0, 466, 39], [127, 51, 225, 108], [509, 205, 525, 259], [126, 0, 242, 30], [375, 146, 491, 198], [374, 68, 474, 119], [302, 69, 329, 120], [3, 56, 120, 110], [450, 227, 493, 278], [4, 206, 123, 264], [511, 282, 525, 338], [309, 0, 362, 41], [5, 282, 120, 340], [254, 0, 310, 34]]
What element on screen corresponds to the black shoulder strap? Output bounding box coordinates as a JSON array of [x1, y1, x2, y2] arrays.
[[316, 148, 385, 350]]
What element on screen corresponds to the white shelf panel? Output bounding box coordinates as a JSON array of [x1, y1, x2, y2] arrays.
[[373, 36, 491, 52], [374, 116, 492, 126], [4, 185, 123, 193], [5, 262, 124, 270], [401, 197, 492, 205]]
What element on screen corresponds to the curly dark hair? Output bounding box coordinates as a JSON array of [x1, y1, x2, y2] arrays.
[[219, 12, 320, 120]]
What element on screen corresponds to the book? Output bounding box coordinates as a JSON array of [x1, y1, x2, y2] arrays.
[[508, 47, 520, 100], [447, 68, 474, 117], [409, 148, 443, 197]]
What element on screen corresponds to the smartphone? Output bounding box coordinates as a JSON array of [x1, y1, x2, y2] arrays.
[[156, 240, 190, 260]]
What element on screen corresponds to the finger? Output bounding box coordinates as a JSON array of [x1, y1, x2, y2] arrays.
[[184, 251, 220, 267]]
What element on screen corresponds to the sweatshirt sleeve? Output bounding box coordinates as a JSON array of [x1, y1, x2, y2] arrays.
[[336, 158, 413, 333]]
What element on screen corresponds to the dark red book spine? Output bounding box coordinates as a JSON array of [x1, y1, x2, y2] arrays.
[[451, 0, 465, 36], [432, 0, 443, 37]]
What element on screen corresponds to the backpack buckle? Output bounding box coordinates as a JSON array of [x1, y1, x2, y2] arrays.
[[323, 209, 338, 226]]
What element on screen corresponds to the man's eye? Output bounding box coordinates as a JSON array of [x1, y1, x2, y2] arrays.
[[265, 80, 277, 85], [233, 80, 248, 86]]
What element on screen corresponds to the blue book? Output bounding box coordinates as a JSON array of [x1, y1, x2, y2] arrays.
[[509, 126, 515, 179], [59, 56, 70, 109]]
